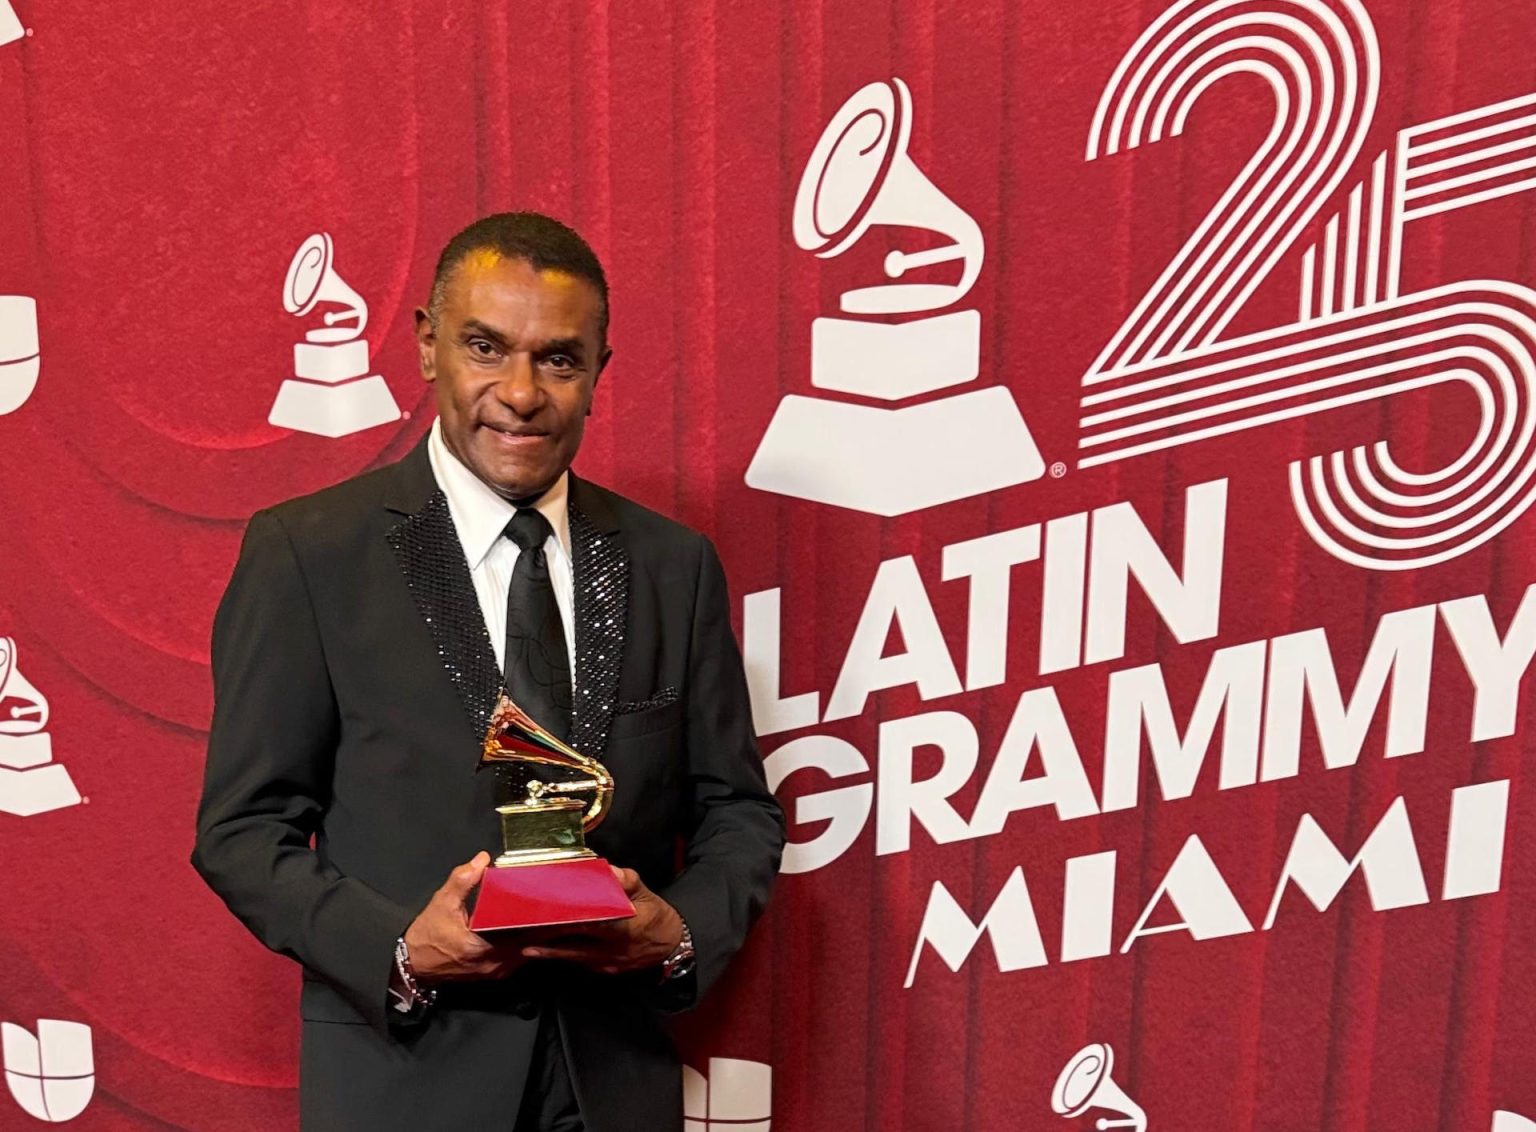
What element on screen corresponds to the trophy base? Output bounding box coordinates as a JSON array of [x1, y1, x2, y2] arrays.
[[294, 339, 370, 383], [268, 374, 400, 438], [745, 386, 1045, 516], [469, 855, 636, 932], [0, 2, 22, 47], [811, 309, 980, 399], [0, 762, 82, 817], [0, 731, 53, 769]]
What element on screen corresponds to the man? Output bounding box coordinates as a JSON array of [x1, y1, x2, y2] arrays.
[[192, 212, 785, 1131]]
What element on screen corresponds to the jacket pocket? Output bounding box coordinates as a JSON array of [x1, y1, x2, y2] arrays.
[[607, 697, 685, 740], [613, 686, 680, 715]]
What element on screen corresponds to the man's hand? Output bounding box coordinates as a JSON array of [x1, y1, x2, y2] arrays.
[[402, 852, 531, 984], [520, 867, 684, 975]]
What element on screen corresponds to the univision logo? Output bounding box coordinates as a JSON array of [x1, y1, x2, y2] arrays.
[[684, 1057, 771, 1132], [2, 1020, 94, 1123]]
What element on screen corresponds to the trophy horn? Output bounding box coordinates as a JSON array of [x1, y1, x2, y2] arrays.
[[0, 637, 49, 735], [792, 76, 984, 316], [282, 232, 369, 343], [1052, 1043, 1147, 1132], [479, 693, 614, 834]]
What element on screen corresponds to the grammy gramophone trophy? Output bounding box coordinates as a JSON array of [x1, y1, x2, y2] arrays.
[[467, 692, 636, 932]]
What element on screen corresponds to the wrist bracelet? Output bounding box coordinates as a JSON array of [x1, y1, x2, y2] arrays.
[[391, 936, 437, 1014], [660, 919, 696, 983]]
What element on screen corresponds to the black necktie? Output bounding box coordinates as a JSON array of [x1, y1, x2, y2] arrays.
[[502, 509, 572, 741]]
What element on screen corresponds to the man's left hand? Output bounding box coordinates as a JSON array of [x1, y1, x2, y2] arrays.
[[520, 866, 683, 975]]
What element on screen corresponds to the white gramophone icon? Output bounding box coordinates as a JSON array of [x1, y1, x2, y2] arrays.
[[0, 637, 81, 818], [268, 232, 400, 438], [1052, 1043, 1147, 1132], [746, 76, 1043, 516], [0, 295, 40, 416]]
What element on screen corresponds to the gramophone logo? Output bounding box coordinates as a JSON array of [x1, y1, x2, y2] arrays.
[[0, 637, 80, 818], [1052, 1043, 1146, 1132], [268, 232, 401, 438], [683, 1057, 771, 1132], [0, 296, 40, 416], [746, 77, 1043, 516], [2, 1019, 94, 1123]]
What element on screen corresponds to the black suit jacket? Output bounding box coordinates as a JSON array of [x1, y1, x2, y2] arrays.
[[191, 437, 785, 1131]]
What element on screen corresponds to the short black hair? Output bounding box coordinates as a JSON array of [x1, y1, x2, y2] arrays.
[[427, 211, 610, 340]]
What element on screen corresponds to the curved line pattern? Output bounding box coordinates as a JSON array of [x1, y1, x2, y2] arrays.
[[1082, 0, 1536, 568], [1078, 282, 1536, 567], [1085, 0, 1378, 374]]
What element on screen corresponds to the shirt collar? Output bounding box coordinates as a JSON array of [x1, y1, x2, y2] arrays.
[[426, 418, 571, 571]]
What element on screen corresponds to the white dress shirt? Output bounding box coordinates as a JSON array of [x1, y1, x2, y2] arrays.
[[426, 419, 576, 675]]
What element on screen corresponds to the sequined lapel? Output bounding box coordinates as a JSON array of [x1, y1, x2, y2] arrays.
[[568, 493, 628, 759], [385, 488, 504, 744]]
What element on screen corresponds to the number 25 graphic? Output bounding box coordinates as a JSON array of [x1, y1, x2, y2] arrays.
[[1080, 0, 1536, 569]]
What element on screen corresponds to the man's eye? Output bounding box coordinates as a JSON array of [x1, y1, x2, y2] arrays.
[[544, 354, 577, 371], [468, 339, 500, 358]]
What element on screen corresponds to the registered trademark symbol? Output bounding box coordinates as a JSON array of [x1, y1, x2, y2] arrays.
[[1050, 461, 1068, 479]]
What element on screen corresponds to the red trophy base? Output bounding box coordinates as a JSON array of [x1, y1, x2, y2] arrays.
[[469, 856, 636, 932]]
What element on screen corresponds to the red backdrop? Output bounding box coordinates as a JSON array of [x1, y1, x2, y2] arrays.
[[1, 0, 1534, 1128]]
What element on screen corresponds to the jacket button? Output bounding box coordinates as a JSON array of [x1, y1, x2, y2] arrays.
[[513, 1000, 540, 1020]]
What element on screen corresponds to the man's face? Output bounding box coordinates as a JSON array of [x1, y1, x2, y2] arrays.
[[415, 252, 611, 501]]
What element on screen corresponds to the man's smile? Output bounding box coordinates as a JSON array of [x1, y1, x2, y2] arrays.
[[482, 423, 550, 445]]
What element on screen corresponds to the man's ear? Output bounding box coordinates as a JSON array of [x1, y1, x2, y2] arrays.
[[413, 307, 437, 381]]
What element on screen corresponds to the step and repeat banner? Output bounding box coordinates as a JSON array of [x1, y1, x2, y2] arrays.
[[2, 0, 1535, 1127]]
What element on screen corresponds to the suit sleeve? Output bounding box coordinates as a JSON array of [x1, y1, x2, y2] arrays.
[[191, 509, 414, 1035], [656, 536, 786, 1007]]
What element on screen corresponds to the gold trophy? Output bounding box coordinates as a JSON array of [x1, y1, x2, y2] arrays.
[[467, 693, 636, 932]]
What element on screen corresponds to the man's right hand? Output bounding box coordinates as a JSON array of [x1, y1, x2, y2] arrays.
[[402, 851, 524, 983]]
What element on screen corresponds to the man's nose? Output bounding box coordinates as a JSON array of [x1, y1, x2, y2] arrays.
[[496, 354, 544, 416]]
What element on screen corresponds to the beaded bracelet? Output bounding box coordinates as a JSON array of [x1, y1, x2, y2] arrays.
[[391, 936, 438, 1015]]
